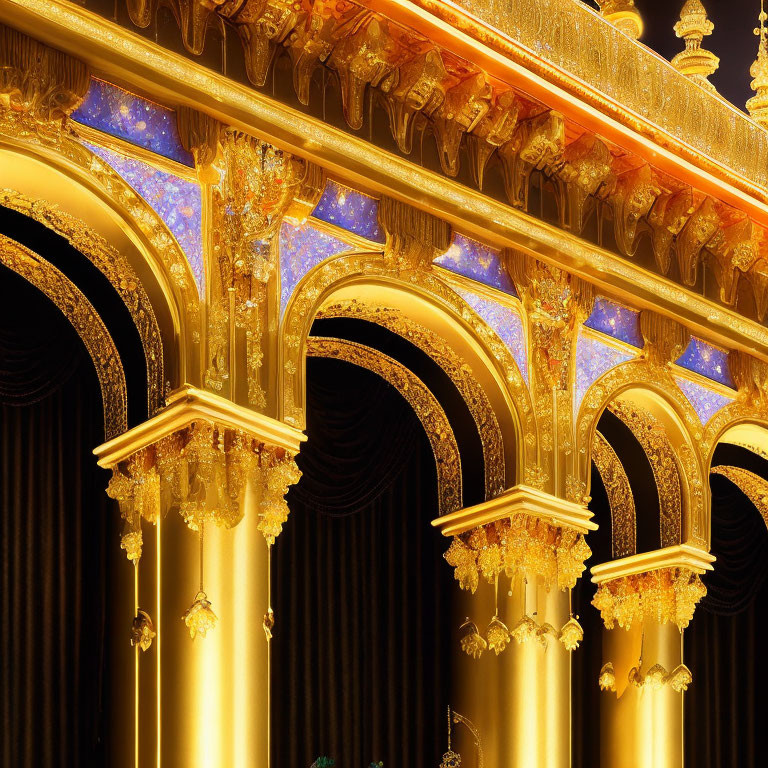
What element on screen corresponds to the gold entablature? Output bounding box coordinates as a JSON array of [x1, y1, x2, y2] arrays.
[[0, 189, 165, 416], [99, 0, 768, 327], [306, 336, 462, 515], [318, 300, 506, 499], [0, 234, 127, 437]]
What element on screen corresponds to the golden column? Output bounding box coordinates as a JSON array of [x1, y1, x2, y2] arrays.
[[94, 386, 305, 768], [591, 545, 714, 768], [433, 485, 596, 768]]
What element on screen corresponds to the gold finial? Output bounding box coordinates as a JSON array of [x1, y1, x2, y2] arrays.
[[747, 0, 768, 127], [596, 0, 643, 40], [671, 1, 719, 92]]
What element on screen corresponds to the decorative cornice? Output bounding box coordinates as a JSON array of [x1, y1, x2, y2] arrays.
[[94, 384, 306, 467], [431, 484, 597, 537], [591, 544, 715, 583]]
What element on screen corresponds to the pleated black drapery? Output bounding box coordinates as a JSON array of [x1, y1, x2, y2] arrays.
[[272, 356, 454, 767], [684, 473, 768, 768], [1, 269, 113, 768]]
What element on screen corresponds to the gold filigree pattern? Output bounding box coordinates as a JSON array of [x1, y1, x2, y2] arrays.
[[592, 431, 636, 559], [0, 23, 90, 122], [318, 300, 505, 498], [0, 234, 127, 437], [0, 189, 165, 415], [306, 337, 462, 515], [106, 419, 301, 558], [280, 251, 536, 484], [711, 465, 768, 528], [608, 401, 682, 547], [592, 567, 706, 630], [609, 401, 682, 549], [209, 130, 304, 404], [443, 515, 591, 593]]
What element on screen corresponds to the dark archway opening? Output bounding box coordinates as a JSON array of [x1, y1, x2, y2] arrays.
[[684, 445, 768, 768], [0, 268, 118, 767], [272, 356, 454, 766]]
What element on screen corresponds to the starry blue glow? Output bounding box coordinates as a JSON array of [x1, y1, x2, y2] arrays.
[[676, 377, 734, 425], [73, 78, 193, 166], [453, 286, 528, 385], [434, 234, 518, 296], [279, 221, 353, 318], [584, 297, 643, 348], [87, 143, 204, 294], [676, 338, 734, 389], [574, 331, 635, 419], [311, 180, 384, 243]]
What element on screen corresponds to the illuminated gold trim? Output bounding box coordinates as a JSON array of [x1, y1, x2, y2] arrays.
[[432, 484, 597, 537], [591, 544, 714, 583], [94, 384, 306, 467], [0, 233, 127, 437], [306, 336, 462, 514], [711, 465, 768, 528]]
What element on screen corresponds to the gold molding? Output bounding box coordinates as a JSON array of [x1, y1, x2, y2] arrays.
[[432, 484, 597, 537], [306, 336, 462, 515], [711, 465, 768, 528], [591, 544, 715, 583], [0, 233, 127, 437], [94, 384, 306, 467], [609, 400, 682, 549]]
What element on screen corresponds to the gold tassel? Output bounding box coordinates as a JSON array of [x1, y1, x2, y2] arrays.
[[598, 662, 617, 692]]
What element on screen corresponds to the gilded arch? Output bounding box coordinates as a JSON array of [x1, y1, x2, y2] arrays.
[[0, 125, 199, 386], [279, 250, 537, 490], [0, 234, 127, 437], [318, 300, 506, 498], [0, 189, 165, 416], [576, 359, 707, 548]]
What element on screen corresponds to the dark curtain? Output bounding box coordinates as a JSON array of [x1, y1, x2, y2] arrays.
[[0, 269, 112, 768], [272, 357, 454, 767], [684, 475, 768, 768]]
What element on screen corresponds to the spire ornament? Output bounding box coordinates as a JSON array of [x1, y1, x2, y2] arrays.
[[748, 1, 768, 128], [671, 1, 719, 92], [596, 1, 643, 40]]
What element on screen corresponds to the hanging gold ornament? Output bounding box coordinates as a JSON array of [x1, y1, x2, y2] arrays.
[[183, 591, 218, 640], [668, 664, 693, 692], [485, 615, 511, 655], [440, 706, 462, 768], [511, 614, 538, 644], [459, 618, 487, 659], [130, 608, 156, 651], [559, 616, 584, 651], [598, 662, 617, 692]]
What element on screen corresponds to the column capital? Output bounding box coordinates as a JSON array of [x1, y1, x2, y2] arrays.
[[431, 484, 597, 538], [94, 384, 306, 468], [591, 543, 715, 585]]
